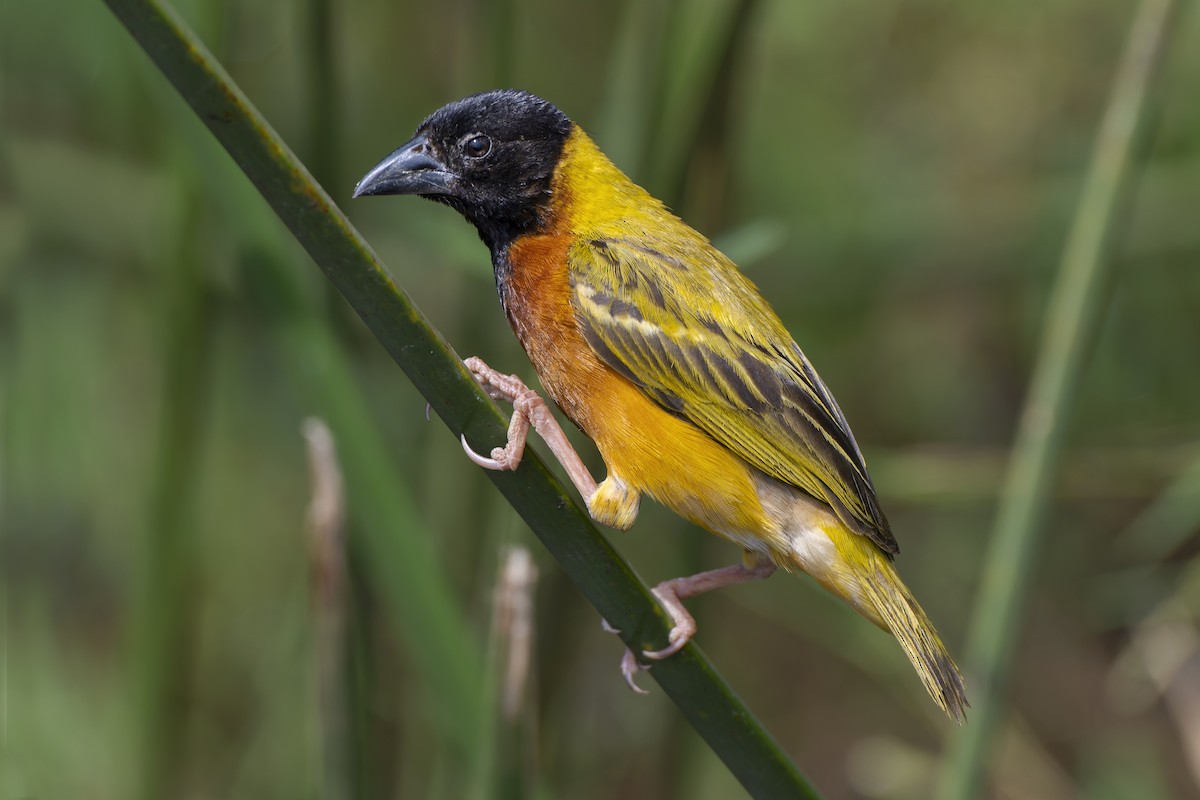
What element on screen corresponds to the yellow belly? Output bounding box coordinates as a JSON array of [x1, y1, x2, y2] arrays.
[[586, 375, 775, 542]]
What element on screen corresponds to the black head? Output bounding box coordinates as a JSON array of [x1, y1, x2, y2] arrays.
[[353, 90, 573, 251]]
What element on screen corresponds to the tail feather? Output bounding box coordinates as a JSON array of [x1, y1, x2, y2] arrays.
[[858, 558, 969, 724]]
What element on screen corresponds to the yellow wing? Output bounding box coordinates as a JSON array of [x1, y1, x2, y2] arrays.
[[569, 235, 898, 555]]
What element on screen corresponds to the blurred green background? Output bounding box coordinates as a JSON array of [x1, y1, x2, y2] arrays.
[[3, 0, 1200, 798]]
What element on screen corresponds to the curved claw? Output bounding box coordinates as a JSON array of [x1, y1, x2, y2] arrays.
[[642, 636, 689, 661], [621, 649, 650, 695], [460, 434, 506, 470], [600, 618, 621, 635]]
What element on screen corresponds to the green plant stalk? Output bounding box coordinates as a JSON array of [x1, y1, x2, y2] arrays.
[[143, 53, 489, 756], [303, 0, 354, 331], [936, 1, 1180, 797], [251, 244, 486, 757], [134, 181, 211, 800], [639, 0, 682, 192], [651, 0, 760, 214], [486, 0, 515, 87], [600, 0, 671, 177], [143, 66, 487, 781], [1115, 444, 1200, 564], [305, 0, 337, 189], [100, 0, 820, 796], [151, 0, 489, 757]]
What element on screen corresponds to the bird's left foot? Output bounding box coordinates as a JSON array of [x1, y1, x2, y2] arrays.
[[605, 582, 698, 693], [609, 559, 778, 693], [641, 580, 700, 660]]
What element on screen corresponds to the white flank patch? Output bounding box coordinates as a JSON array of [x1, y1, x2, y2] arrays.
[[790, 524, 836, 579]]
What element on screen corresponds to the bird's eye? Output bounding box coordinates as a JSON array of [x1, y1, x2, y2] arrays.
[[463, 134, 492, 159]]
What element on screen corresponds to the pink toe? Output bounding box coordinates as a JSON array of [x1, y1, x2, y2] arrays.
[[621, 650, 650, 695]]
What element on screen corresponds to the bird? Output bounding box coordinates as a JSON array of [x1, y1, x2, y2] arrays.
[[353, 89, 967, 722]]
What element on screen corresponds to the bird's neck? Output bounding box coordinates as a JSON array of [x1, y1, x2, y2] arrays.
[[548, 127, 665, 233], [486, 126, 662, 288]]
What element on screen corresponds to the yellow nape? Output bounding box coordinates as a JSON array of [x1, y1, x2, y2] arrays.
[[555, 126, 674, 229]]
